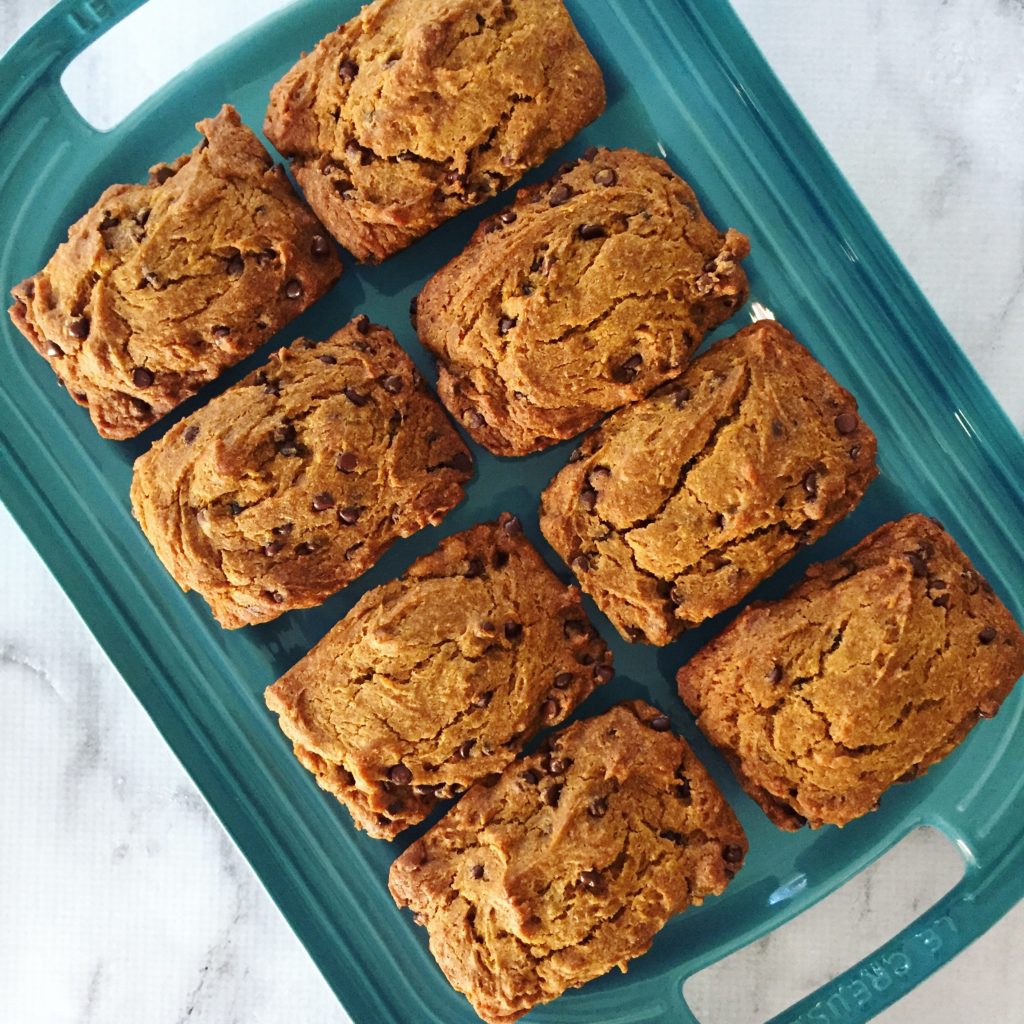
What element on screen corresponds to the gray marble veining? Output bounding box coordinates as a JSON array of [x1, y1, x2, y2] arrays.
[[2, 1, 1022, 1022]]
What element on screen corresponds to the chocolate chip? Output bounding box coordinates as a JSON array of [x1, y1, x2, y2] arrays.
[[648, 715, 671, 732], [338, 59, 359, 82], [588, 797, 607, 818], [615, 354, 643, 383], [338, 506, 361, 525], [580, 488, 597, 511], [521, 281, 534, 297], [579, 869, 602, 891], [183, 425, 199, 445], [318, 354, 337, 365], [295, 543, 313, 556], [582, 146, 599, 162], [470, 864, 484, 880], [593, 168, 617, 187], [447, 451, 473, 473], [264, 590, 285, 605], [389, 764, 412, 785], [132, 367, 154, 388], [67, 317, 90, 340], [849, 444, 862, 459], [498, 315, 517, 336], [336, 452, 358, 473], [284, 279, 303, 300], [311, 234, 331, 259], [672, 387, 692, 408], [355, 314, 371, 335], [499, 210, 518, 225], [723, 845, 744, 864], [571, 554, 591, 574], [802, 470, 818, 497], [381, 374, 404, 393], [549, 183, 572, 206], [229, 502, 243, 517], [906, 551, 929, 577], [500, 513, 522, 536], [568, 446, 585, 463], [979, 626, 997, 645], [553, 672, 574, 689], [578, 223, 606, 240], [541, 699, 558, 719], [343, 387, 368, 407], [456, 739, 476, 759], [932, 593, 951, 609], [466, 410, 485, 429], [226, 254, 244, 276], [46, 341, 64, 358], [544, 784, 562, 808], [272, 524, 293, 539], [504, 620, 523, 642], [464, 556, 485, 578], [212, 325, 231, 337], [312, 492, 335, 512], [594, 665, 613, 684], [835, 412, 858, 435], [263, 379, 281, 397], [978, 700, 1000, 719], [766, 662, 783, 684], [263, 541, 283, 557]]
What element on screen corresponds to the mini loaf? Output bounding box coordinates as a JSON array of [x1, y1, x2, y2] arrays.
[[677, 514, 1024, 830], [130, 318, 471, 628], [265, 516, 612, 839], [540, 320, 878, 644], [414, 147, 750, 455], [389, 700, 747, 1024], [263, 0, 605, 263], [8, 106, 341, 439]]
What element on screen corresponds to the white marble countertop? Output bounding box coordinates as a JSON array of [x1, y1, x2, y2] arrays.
[[2, 1, 1023, 1022]]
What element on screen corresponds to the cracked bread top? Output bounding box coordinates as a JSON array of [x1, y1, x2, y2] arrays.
[[8, 106, 341, 439], [265, 515, 612, 840], [414, 146, 750, 456], [540, 320, 878, 645], [389, 700, 747, 1024], [677, 514, 1024, 830], [264, 0, 605, 263], [130, 318, 471, 629]]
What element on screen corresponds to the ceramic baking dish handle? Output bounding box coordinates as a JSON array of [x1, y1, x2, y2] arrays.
[[0, 0, 148, 130]]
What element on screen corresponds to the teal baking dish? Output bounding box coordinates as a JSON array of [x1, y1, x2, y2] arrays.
[[2, 2, 1022, 1022]]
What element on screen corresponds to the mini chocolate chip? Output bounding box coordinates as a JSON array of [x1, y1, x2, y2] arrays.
[[68, 317, 90, 340], [338, 506, 361, 525], [504, 620, 523, 642], [381, 374, 404, 393], [272, 523, 293, 538], [849, 444, 862, 459], [464, 556, 485, 578], [498, 315, 518, 336], [470, 864, 484, 880], [521, 281, 534, 296], [544, 784, 563, 807], [481, 620, 495, 635], [183, 425, 199, 445], [578, 223, 606, 240], [389, 764, 412, 785], [672, 387, 692, 408], [226, 254, 244, 276], [568, 446, 585, 463], [802, 470, 818, 497], [284, 279, 303, 300], [579, 869, 602, 891], [264, 590, 285, 604], [263, 541, 283, 557], [835, 412, 858, 435], [541, 699, 558, 719], [456, 739, 476, 759], [554, 672, 574, 689], [312, 492, 335, 512], [615, 354, 643, 383], [571, 554, 591, 574], [928, 578, 948, 591], [593, 665, 613, 684], [582, 146, 599, 161], [133, 367, 154, 388], [521, 769, 541, 785], [906, 551, 929, 577], [500, 513, 522, 536], [549, 183, 572, 206], [46, 341, 64, 358], [648, 715, 671, 732], [344, 387, 368, 407], [593, 168, 617, 186], [978, 700, 1000, 719], [355, 314, 371, 335], [318, 354, 337, 365], [472, 691, 493, 709], [766, 662, 783, 684], [932, 593, 951, 609], [295, 543, 313, 556], [979, 626, 998, 645], [580, 488, 597, 511], [153, 166, 174, 185], [466, 410, 485, 429], [336, 452, 358, 473], [588, 797, 608, 818], [723, 845, 744, 864], [229, 502, 243, 517], [212, 325, 231, 337], [447, 451, 473, 473], [311, 234, 331, 258], [263, 379, 281, 397], [338, 59, 359, 82]]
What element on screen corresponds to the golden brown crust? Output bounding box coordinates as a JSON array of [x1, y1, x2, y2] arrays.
[[540, 321, 878, 644], [677, 514, 1024, 830], [263, 0, 605, 262], [8, 106, 341, 439], [130, 318, 471, 628], [389, 701, 747, 1024], [415, 147, 750, 455], [265, 516, 612, 839]]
